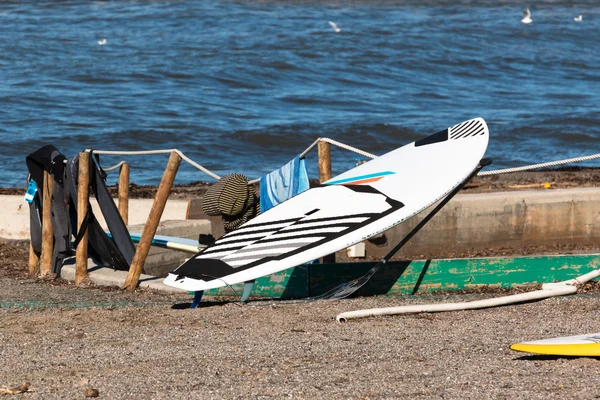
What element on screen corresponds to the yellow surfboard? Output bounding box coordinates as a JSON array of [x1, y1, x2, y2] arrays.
[[511, 333, 600, 356]]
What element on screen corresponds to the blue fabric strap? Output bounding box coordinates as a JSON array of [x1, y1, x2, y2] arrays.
[[260, 155, 309, 213]]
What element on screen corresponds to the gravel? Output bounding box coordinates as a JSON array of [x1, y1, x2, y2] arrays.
[[3, 272, 600, 399], [4, 166, 600, 399]]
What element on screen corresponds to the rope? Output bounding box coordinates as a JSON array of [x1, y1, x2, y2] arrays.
[[479, 152, 600, 176], [92, 144, 600, 183], [299, 137, 378, 160], [89, 149, 222, 180], [95, 138, 377, 183], [103, 160, 126, 172]]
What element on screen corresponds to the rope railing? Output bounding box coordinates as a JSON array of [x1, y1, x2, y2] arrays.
[[299, 137, 378, 160], [93, 141, 600, 182], [92, 137, 379, 183], [478, 152, 600, 176], [89, 148, 221, 180], [103, 160, 127, 173]]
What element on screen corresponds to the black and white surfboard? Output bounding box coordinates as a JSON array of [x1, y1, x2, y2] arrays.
[[164, 118, 489, 292]]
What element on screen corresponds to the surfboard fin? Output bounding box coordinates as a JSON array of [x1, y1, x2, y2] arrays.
[[190, 290, 204, 309], [241, 280, 255, 303]]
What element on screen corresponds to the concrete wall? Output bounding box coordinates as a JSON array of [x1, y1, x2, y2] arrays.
[[340, 188, 600, 260], [5, 188, 600, 264], [0, 195, 189, 240]]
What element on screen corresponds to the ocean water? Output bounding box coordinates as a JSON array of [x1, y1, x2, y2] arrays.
[[1, 0, 598, 187]]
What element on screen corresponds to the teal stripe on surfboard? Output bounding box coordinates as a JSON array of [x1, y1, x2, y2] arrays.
[[324, 171, 395, 185]]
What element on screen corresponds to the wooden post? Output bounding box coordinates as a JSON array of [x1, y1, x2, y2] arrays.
[[317, 140, 336, 264], [123, 152, 181, 291], [118, 163, 130, 226], [317, 140, 332, 183], [76, 152, 90, 285], [28, 242, 39, 276], [40, 171, 54, 277]]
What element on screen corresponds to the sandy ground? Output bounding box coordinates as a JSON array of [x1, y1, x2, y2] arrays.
[[3, 169, 600, 399], [3, 240, 600, 399]]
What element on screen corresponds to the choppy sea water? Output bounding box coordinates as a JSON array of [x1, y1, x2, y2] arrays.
[[1, 0, 599, 187]]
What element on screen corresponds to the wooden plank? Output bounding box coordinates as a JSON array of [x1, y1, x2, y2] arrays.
[[118, 162, 130, 226], [124, 152, 181, 291], [318, 140, 335, 264], [199, 254, 600, 299], [40, 171, 54, 277], [28, 241, 39, 276], [185, 198, 205, 220], [76, 152, 90, 284]]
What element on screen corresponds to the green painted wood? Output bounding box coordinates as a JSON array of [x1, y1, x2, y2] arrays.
[[203, 254, 600, 299], [205, 264, 309, 298]]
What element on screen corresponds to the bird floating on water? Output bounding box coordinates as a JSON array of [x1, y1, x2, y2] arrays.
[[97, 38, 107, 46], [574, 15, 583, 22], [328, 21, 341, 33], [521, 8, 532, 24]]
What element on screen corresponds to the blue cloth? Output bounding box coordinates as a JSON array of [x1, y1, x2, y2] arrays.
[[260, 155, 309, 212]]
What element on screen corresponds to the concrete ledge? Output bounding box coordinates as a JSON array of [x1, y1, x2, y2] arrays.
[[60, 259, 183, 293], [345, 188, 600, 260], [8, 187, 600, 261]]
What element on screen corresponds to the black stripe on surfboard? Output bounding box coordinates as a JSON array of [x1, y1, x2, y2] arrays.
[[223, 226, 360, 248], [225, 216, 303, 231], [200, 218, 374, 254], [450, 120, 469, 132], [173, 185, 405, 280], [414, 129, 448, 147], [199, 221, 364, 256], [450, 119, 478, 139], [222, 213, 373, 240], [450, 119, 476, 138], [455, 126, 484, 140], [220, 225, 298, 240], [453, 122, 483, 140]]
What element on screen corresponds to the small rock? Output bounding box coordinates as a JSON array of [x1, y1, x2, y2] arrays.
[[83, 387, 100, 397], [0, 382, 35, 394]]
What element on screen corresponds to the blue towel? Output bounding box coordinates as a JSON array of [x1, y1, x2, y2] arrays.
[[260, 155, 309, 213]]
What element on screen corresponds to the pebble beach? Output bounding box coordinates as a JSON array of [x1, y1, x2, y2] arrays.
[[2, 239, 600, 399]]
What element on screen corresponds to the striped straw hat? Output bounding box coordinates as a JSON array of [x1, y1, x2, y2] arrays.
[[201, 173, 259, 232]]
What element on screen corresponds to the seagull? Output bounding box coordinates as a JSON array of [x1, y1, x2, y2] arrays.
[[328, 21, 341, 33], [521, 8, 532, 24], [574, 15, 583, 22], [97, 38, 107, 46]]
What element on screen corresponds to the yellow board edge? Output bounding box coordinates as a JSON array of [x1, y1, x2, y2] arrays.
[[510, 343, 600, 357]]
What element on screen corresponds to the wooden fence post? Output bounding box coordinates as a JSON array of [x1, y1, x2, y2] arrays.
[[76, 152, 90, 284], [40, 171, 54, 277], [317, 140, 332, 183], [123, 152, 181, 291], [317, 140, 336, 264], [28, 242, 39, 276], [118, 162, 130, 226]]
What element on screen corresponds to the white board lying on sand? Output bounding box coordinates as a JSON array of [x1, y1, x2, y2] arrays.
[[164, 117, 490, 292], [511, 333, 600, 357]]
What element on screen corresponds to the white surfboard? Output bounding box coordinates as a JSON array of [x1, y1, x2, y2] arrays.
[[164, 117, 489, 292], [511, 333, 600, 356]]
